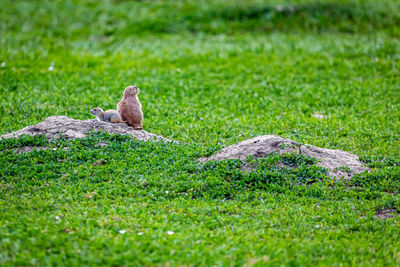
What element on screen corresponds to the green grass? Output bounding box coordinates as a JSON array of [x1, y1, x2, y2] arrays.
[[1, 0, 400, 266], [1, 133, 399, 266]]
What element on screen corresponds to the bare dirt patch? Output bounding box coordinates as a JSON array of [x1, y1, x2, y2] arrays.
[[374, 209, 399, 219]]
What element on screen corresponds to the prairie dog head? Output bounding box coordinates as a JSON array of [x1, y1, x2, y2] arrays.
[[90, 107, 104, 116], [123, 85, 140, 97]]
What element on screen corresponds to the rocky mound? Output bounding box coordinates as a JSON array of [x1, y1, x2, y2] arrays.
[[1, 116, 170, 142], [200, 135, 369, 179]]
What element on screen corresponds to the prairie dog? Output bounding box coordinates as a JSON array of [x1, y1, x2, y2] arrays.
[[90, 107, 123, 123], [117, 85, 143, 130]]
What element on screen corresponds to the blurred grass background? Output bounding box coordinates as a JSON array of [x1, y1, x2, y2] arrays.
[[2, 0, 400, 37]]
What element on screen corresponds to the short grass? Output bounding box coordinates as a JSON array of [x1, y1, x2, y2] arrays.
[[1, 0, 400, 266]]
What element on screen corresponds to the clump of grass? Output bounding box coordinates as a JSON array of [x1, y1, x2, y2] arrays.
[[360, 155, 400, 168], [352, 168, 400, 194], [0, 134, 48, 150]]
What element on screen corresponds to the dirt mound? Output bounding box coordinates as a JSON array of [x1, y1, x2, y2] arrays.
[[200, 135, 369, 179], [1, 116, 170, 142]]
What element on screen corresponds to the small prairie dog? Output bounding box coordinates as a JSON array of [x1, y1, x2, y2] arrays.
[[90, 107, 123, 123], [117, 85, 143, 130]]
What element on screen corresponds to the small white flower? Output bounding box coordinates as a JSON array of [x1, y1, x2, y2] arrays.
[[165, 191, 169, 194], [137, 232, 143, 235], [48, 62, 55, 71], [311, 113, 327, 119], [119, 229, 126, 234], [315, 225, 320, 229], [55, 216, 60, 220], [167, 231, 174, 235], [1, 62, 5, 67]]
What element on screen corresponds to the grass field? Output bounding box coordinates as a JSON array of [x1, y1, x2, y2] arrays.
[[1, 0, 400, 266]]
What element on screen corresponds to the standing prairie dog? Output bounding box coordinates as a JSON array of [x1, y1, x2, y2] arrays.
[[90, 107, 124, 123], [117, 85, 143, 130]]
